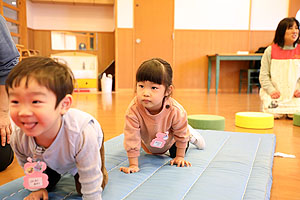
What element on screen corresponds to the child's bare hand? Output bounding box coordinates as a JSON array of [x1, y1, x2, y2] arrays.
[[120, 165, 140, 174], [24, 189, 48, 200], [170, 156, 192, 167]]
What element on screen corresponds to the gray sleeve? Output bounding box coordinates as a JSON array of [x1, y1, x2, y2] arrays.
[[0, 15, 20, 85], [75, 122, 103, 200], [259, 46, 276, 94]]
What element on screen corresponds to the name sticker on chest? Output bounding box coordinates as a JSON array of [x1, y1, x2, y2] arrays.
[[150, 131, 169, 148], [23, 157, 49, 190]]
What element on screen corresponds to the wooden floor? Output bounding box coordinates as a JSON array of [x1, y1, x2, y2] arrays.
[[1, 90, 300, 200]]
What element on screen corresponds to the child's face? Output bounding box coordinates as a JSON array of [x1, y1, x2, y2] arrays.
[[8, 78, 65, 140], [136, 81, 171, 115], [284, 22, 299, 46]]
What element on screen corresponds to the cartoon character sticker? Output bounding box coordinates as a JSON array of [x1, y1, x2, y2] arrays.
[[23, 157, 49, 191], [150, 131, 169, 148], [268, 100, 278, 109]]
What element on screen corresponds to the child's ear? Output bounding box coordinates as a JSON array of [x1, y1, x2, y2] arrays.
[[59, 94, 73, 115], [165, 85, 173, 97]]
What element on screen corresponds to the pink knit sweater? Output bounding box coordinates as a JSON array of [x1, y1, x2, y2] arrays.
[[124, 96, 190, 158]]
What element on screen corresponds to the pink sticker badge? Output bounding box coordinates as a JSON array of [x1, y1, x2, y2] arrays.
[[150, 131, 169, 148], [23, 157, 49, 190]]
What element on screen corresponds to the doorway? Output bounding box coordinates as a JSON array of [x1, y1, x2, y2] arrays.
[[134, 0, 174, 73]]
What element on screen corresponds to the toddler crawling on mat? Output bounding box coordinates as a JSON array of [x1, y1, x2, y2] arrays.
[[6, 56, 108, 199], [120, 58, 205, 174]]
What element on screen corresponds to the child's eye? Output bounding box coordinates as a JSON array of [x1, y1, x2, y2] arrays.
[[32, 100, 42, 104], [152, 87, 158, 90], [138, 84, 144, 88], [10, 100, 19, 104]]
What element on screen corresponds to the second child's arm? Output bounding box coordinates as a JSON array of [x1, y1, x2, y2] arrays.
[[122, 106, 142, 174], [120, 157, 139, 174], [170, 146, 191, 167]]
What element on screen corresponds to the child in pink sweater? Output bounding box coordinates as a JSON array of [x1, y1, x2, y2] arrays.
[[120, 58, 205, 174]]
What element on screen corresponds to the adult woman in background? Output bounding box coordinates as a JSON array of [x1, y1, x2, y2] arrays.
[[259, 17, 300, 119]]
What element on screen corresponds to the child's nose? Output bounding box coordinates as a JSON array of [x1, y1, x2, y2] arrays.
[[143, 89, 150, 96], [18, 106, 33, 116]]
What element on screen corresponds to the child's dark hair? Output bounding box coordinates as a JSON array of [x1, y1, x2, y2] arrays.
[[5, 56, 74, 108], [274, 17, 300, 47], [136, 58, 173, 94]]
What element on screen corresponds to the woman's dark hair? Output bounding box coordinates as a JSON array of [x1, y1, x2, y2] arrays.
[[273, 17, 300, 47], [136, 58, 173, 94]]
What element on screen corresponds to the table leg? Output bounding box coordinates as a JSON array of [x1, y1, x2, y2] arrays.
[[215, 57, 220, 94], [207, 58, 212, 93]]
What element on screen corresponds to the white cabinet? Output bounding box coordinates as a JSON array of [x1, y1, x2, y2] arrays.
[[51, 52, 98, 91]]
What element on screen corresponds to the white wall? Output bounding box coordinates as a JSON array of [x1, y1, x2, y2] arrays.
[[175, 0, 250, 30], [26, 0, 115, 32], [116, 0, 289, 31], [250, 0, 288, 30], [27, 0, 289, 31], [117, 0, 133, 28]]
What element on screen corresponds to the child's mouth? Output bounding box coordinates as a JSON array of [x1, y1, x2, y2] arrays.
[[22, 122, 37, 129], [142, 100, 151, 103]]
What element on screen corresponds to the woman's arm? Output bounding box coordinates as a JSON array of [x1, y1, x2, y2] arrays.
[[259, 46, 277, 95]]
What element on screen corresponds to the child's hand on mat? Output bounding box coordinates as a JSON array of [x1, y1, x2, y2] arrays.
[[170, 156, 192, 167], [24, 189, 48, 200], [120, 165, 140, 174]]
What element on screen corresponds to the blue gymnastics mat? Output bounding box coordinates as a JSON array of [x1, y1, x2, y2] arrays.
[[0, 130, 275, 200]]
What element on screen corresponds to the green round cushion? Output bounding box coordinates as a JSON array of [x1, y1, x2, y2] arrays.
[[188, 114, 225, 131], [293, 112, 300, 126]]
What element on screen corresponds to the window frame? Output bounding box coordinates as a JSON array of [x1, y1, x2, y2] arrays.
[[0, 0, 27, 46]]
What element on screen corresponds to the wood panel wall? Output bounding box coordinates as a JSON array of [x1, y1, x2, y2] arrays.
[[115, 29, 274, 92], [174, 30, 274, 92], [27, 28, 115, 77], [97, 32, 115, 73], [19, 0, 28, 47], [289, 0, 300, 17], [115, 28, 134, 90]]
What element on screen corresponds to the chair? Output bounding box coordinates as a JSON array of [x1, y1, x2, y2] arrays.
[[239, 47, 266, 93], [15, 44, 40, 61], [239, 68, 260, 93]]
